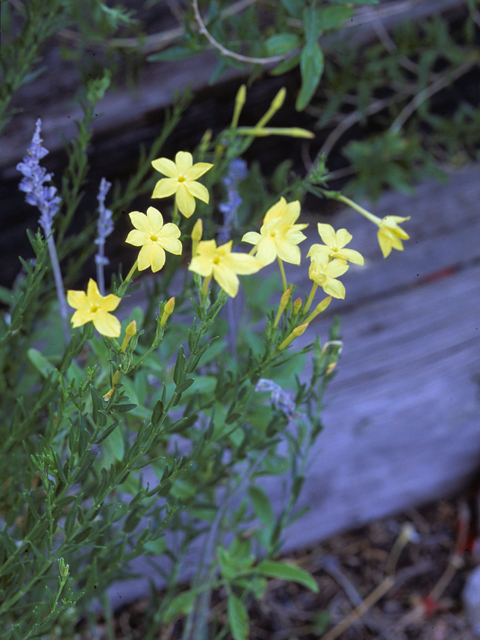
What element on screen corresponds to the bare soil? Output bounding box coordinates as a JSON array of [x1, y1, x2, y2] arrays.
[[79, 495, 479, 639]]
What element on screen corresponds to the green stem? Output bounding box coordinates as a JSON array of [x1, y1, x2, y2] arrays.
[[277, 257, 287, 292], [173, 200, 180, 226], [118, 259, 138, 297]]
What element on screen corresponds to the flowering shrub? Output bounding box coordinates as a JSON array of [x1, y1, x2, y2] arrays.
[[1, 84, 410, 640]]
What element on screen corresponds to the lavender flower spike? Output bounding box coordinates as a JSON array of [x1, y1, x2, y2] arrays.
[[17, 119, 61, 237], [17, 119, 69, 342], [217, 158, 247, 245], [94, 177, 114, 295]]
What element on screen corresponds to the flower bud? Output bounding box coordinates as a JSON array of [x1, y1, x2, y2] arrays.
[[161, 297, 175, 328], [121, 320, 137, 352], [192, 219, 203, 257], [278, 322, 309, 350], [274, 285, 292, 327]]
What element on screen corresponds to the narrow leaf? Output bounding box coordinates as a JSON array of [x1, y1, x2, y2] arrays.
[[227, 593, 249, 640], [256, 560, 319, 592]]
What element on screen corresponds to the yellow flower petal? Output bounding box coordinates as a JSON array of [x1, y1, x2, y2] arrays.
[[158, 235, 182, 255], [67, 290, 86, 310], [87, 279, 102, 301], [264, 197, 288, 225], [137, 243, 153, 271], [276, 242, 301, 265], [186, 162, 214, 181], [101, 294, 121, 312], [175, 184, 196, 217], [213, 264, 240, 297], [152, 178, 179, 199], [255, 237, 278, 265], [93, 311, 121, 338], [222, 252, 261, 275], [336, 229, 353, 249], [129, 211, 151, 233], [242, 231, 261, 246], [175, 151, 193, 175], [146, 206, 164, 231], [71, 309, 91, 327], [317, 223, 336, 247], [185, 180, 209, 204], [338, 248, 364, 265], [149, 243, 166, 272], [126, 229, 149, 247], [323, 279, 345, 299], [189, 254, 213, 277], [152, 157, 178, 178]]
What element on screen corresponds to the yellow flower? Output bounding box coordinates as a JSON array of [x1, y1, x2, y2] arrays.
[[126, 206, 182, 272], [242, 197, 308, 266], [151, 151, 213, 218], [308, 224, 364, 265], [309, 256, 349, 299], [189, 239, 261, 298], [67, 279, 121, 337], [377, 216, 410, 258]]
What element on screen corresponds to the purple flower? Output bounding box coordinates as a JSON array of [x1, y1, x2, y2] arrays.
[[17, 119, 61, 236], [94, 177, 114, 267], [217, 159, 247, 244]]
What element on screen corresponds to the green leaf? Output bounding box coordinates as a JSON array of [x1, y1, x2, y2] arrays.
[[265, 33, 300, 56], [280, 0, 304, 18], [248, 485, 275, 530], [27, 348, 55, 379], [94, 420, 120, 444], [296, 42, 324, 111], [163, 590, 198, 624], [173, 346, 186, 384], [256, 560, 319, 592], [271, 52, 301, 76], [90, 385, 107, 426], [314, 6, 353, 31], [147, 46, 197, 62], [111, 403, 137, 413], [227, 593, 249, 640]]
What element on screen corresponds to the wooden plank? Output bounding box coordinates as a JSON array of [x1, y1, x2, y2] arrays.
[[274, 164, 480, 549]]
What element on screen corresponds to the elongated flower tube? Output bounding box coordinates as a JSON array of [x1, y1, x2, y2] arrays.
[[189, 239, 261, 298], [242, 197, 308, 266], [152, 151, 213, 218], [335, 195, 410, 258], [67, 279, 121, 337], [126, 207, 182, 272]]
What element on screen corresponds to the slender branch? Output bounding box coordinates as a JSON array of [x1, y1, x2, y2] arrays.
[[191, 0, 286, 65], [390, 58, 478, 133]]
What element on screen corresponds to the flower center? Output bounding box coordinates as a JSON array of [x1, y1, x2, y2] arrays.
[[90, 304, 99, 314], [177, 176, 186, 183], [213, 256, 221, 265], [150, 234, 158, 242]]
